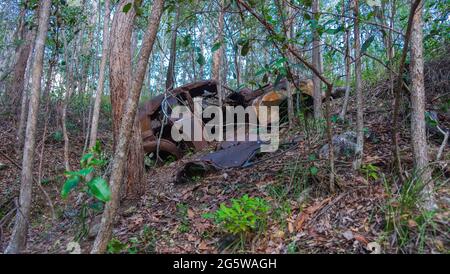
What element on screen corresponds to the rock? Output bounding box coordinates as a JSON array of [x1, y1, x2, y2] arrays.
[[342, 230, 354, 241], [88, 215, 102, 239], [222, 173, 229, 180], [319, 131, 358, 159]]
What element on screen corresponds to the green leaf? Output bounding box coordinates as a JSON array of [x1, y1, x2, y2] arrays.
[[87, 177, 111, 202], [211, 42, 222, 52], [122, 3, 132, 13], [196, 53, 206, 66], [80, 153, 94, 167], [61, 175, 81, 199], [64, 167, 94, 178], [361, 35, 375, 53], [241, 41, 251, 56], [310, 166, 319, 176]]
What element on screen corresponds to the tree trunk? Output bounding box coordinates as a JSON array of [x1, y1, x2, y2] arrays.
[[339, 27, 351, 120], [16, 29, 37, 152], [91, 0, 164, 254], [409, 1, 434, 210], [283, 1, 295, 126], [5, 0, 51, 254], [212, 0, 225, 106], [61, 30, 75, 172], [89, 0, 111, 148], [353, 0, 364, 170], [165, 4, 180, 90], [10, 27, 35, 118], [199, 23, 206, 79], [312, 0, 322, 119], [108, 0, 144, 201]]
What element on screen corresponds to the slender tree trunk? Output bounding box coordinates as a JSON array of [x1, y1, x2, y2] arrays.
[[89, 0, 110, 148], [165, 4, 180, 90], [199, 24, 206, 79], [392, 0, 421, 178], [353, 0, 364, 170], [91, 0, 164, 254], [339, 27, 351, 119], [10, 27, 35, 118], [5, 0, 51, 254], [16, 29, 37, 152], [312, 0, 322, 120], [409, 1, 434, 210], [212, 0, 225, 106], [61, 31, 75, 172], [282, 1, 295, 125], [6, 0, 28, 112], [108, 0, 145, 202]]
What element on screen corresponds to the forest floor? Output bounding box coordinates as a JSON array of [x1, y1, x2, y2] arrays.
[[0, 67, 449, 254]]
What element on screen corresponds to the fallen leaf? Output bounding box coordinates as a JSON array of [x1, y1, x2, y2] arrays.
[[354, 234, 369, 245], [408, 219, 418, 228], [288, 222, 294, 233], [187, 209, 195, 218]]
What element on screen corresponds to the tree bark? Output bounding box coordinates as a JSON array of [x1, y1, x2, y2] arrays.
[[281, 0, 295, 126], [91, 0, 164, 254], [212, 0, 225, 106], [392, 0, 421, 178], [10, 27, 35, 118], [89, 0, 111, 149], [16, 28, 37, 152], [5, 0, 52, 254], [165, 4, 180, 90], [312, 0, 322, 120], [409, 1, 434, 210], [108, 0, 145, 202], [353, 0, 364, 170]]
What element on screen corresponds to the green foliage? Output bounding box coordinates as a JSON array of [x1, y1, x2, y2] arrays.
[[52, 131, 63, 142], [382, 173, 438, 253], [107, 225, 157, 254], [203, 195, 270, 236], [360, 163, 380, 181], [176, 203, 191, 233], [61, 141, 110, 202]]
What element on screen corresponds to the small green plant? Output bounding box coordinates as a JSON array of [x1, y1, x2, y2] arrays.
[[60, 141, 110, 202], [176, 203, 191, 233], [203, 195, 270, 236], [107, 238, 127, 254], [52, 130, 63, 142], [107, 226, 157, 254], [361, 163, 380, 181], [164, 155, 177, 165], [382, 172, 438, 253]]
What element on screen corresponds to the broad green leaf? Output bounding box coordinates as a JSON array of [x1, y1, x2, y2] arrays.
[[122, 3, 132, 13], [61, 175, 81, 199], [211, 42, 222, 52], [361, 36, 375, 53], [241, 41, 251, 56], [64, 167, 94, 178], [196, 53, 206, 66], [310, 166, 319, 176], [80, 153, 94, 167], [87, 177, 111, 202]]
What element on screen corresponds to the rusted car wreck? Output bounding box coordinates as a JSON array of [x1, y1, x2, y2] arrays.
[[138, 78, 343, 183]]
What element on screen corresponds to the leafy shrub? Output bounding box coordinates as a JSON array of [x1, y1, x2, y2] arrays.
[[61, 141, 110, 202], [204, 195, 270, 236]]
